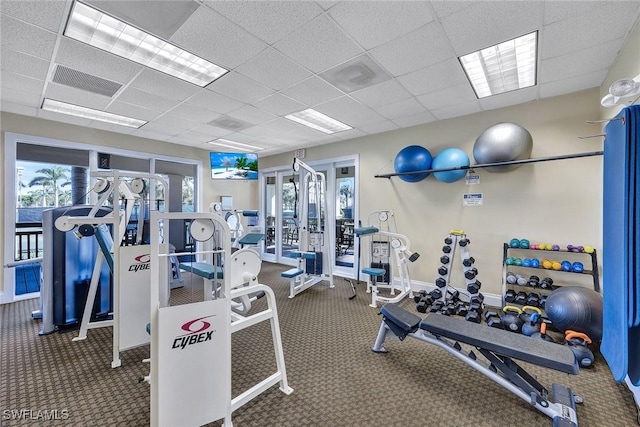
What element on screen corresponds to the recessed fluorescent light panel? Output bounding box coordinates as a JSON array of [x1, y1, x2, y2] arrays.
[[208, 139, 263, 152], [285, 109, 352, 134], [42, 98, 147, 128], [64, 1, 228, 87], [459, 31, 537, 99]]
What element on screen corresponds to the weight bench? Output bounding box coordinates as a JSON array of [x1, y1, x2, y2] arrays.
[[373, 303, 581, 427], [179, 261, 224, 301]]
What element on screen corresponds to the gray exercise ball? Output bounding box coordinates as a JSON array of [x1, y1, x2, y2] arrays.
[[473, 122, 533, 172], [545, 286, 603, 341]]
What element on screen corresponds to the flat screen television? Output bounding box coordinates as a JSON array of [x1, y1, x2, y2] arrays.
[[210, 152, 258, 180]]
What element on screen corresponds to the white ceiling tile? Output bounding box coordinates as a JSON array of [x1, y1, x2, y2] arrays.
[[274, 15, 363, 73], [204, 1, 323, 44], [105, 101, 161, 122], [1, 49, 51, 80], [539, 69, 608, 99], [360, 120, 400, 135], [235, 48, 312, 90], [430, 100, 482, 121], [185, 90, 244, 115], [540, 4, 638, 60], [314, 96, 383, 127], [539, 39, 621, 84], [55, 38, 143, 84], [478, 86, 538, 111], [1, 71, 44, 95], [207, 72, 274, 104], [544, 1, 639, 26], [351, 79, 412, 109], [44, 82, 110, 110], [176, 130, 215, 143], [130, 68, 200, 101], [190, 124, 233, 139], [141, 121, 185, 137], [1, 15, 57, 61], [375, 97, 427, 120], [0, 0, 68, 32], [330, 128, 367, 141], [0, 100, 38, 116], [328, 1, 434, 50], [253, 93, 306, 116], [316, 1, 339, 11], [167, 135, 201, 147], [228, 105, 277, 125], [417, 83, 477, 110], [280, 76, 344, 107], [260, 117, 310, 135], [149, 114, 200, 133], [440, 2, 544, 55], [169, 5, 267, 69], [1, 86, 41, 106], [165, 103, 220, 123], [391, 111, 437, 128], [369, 22, 456, 77], [115, 87, 182, 112], [37, 108, 93, 126], [430, 1, 471, 19], [397, 58, 468, 96]]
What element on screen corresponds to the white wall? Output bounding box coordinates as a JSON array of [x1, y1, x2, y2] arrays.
[[261, 89, 603, 297], [0, 112, 258, 296]]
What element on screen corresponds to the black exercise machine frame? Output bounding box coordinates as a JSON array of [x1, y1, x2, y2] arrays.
[[372, 303, 581, 427]]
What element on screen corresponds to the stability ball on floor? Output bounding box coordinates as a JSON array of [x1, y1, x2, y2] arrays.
[[393, 145, 432, 183], [431, 148, 470, 183], [545, 286, 603, 341], [473, 122, 533, 172]]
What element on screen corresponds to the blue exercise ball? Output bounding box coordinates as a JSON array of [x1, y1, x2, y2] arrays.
[[431, 148, 470, 183], [546, 286, 603, 341], [473, 122, 533, 172], [393, 145, 432, 183]]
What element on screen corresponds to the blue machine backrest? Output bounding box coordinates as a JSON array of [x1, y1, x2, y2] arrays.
[[94, 224, 115, 273]]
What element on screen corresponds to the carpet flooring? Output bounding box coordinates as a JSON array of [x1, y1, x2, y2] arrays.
[[1, 261, 638, 426]]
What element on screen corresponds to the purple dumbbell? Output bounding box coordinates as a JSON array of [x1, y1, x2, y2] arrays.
[[552, 244, 560, 251], [567, 244, 584, 252]]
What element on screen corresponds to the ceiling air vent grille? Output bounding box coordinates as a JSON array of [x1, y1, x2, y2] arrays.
[[52, 65, 122, 97]]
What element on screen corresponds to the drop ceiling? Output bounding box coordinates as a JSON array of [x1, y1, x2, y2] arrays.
[[1, 1, 639, 156]]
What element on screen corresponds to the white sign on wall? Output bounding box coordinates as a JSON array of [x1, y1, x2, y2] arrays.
[[463, 193, 483, 206], [465, 170, 480, 185]]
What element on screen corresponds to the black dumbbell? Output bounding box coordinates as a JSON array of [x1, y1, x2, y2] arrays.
[[484, 311, 503, 328], [459, 238, 470, 247], [465, 311, 481, 323], [413, 290, 428, 303], [445, 303, 457, 315], [539, 277, 554, 290], [446, 289, 460, 302], [528, 275, 540, 287], [435, 278, 447, 288], [442, 245, 452, 253], [468, 302, 483, 314], [504, 289, 516, 303], [429, 300, 445, 312], [467, 280, 481, 294], [526, 292, 540, 307], [440, 255, 450, 265], [419, 295, 434, 306], [438, 266, 448, 276], [515, 291, 527, 305], [429, 289, 443, 300], [464, 268, 478, 280], [455, 301, 468, 316], [416, 301, 429, 313], [540, 295, 547, 309], [470, 293, 484, 305], [463, 257, 475, 267], [444, 237, 453, 244]]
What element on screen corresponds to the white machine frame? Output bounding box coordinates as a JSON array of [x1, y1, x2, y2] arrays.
[[149, 211, 292, 427], [54, 170, 168, 368], [284, 158, 334, 298], [356, 210, 418, 308]]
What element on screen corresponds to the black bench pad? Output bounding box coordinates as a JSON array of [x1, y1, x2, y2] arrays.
[[419, 313, 579, 375], [380, 303, 421, 336]]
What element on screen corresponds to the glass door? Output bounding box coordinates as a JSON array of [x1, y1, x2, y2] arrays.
[[335, 166, 355, 272], [280, 173, 299, 262], [263, 174, 276, 261]]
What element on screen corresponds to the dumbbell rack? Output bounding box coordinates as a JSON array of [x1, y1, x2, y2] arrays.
[[415, 232, 484, 321]]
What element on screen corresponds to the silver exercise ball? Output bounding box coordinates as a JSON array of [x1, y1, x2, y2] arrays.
[[473, 123, 533, 172]]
